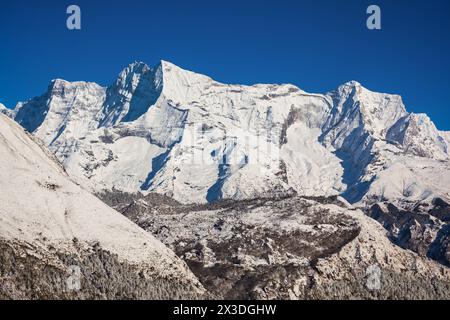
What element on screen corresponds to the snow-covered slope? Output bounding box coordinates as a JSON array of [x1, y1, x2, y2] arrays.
[[12, 60, 450, 206], [0, 113, 204, 299]]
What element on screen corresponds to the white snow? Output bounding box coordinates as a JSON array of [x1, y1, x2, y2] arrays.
[[281, 122, 345, 196]]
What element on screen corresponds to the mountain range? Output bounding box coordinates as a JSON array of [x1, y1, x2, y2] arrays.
[[1, 60, 450, 299], [5, 60, 449, 207]]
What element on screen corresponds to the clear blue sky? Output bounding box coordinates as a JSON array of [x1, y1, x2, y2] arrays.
[[1, 0, 449, 130]]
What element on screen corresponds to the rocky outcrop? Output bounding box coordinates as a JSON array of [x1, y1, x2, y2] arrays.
[[367, 198, 450, 267]]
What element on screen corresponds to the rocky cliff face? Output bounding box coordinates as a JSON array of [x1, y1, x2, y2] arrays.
[[368, 198, 450, 267]]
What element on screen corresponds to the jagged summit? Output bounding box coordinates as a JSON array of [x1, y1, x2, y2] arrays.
[[127, 60, 150, 69], [338, 80, 363, 89], [50, 78, 103, 86], [13, 60, 398, 119], [98, 61, 162, 127]]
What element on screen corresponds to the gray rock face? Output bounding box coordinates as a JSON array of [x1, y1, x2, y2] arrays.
[[99, 191, 450, 299], [368, 198, 450, 267]]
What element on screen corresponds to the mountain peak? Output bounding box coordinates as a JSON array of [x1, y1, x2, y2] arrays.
[[331, 80, 362, 93], [342, 80, 362, 88], [48, 78, 105, 94], [409, 112, 432, 124], [386, 112, 449, 160], [159, 59, 175, 68], [158, 59, 194, 76], [115, 61, 151, 87], [123, 61, 150, 74], [51, 78, 69, 84]]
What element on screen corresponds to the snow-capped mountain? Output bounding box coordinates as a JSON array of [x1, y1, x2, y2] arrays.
[[2, 61, 450, 298], [9, 60, 450, 206], [0, 113, 204, 299]]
